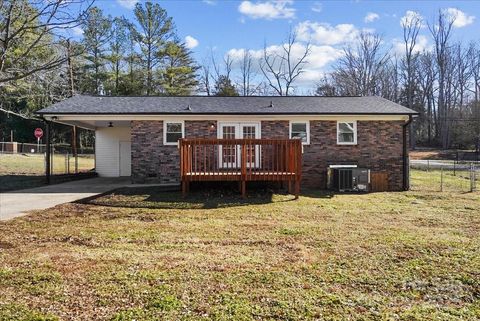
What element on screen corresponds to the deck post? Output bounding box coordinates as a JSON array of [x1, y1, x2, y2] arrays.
[[294, 179, 300, 199], [241, 141, 247, 198], [182, 180, 187, 198], [294, 140, 302, 199]]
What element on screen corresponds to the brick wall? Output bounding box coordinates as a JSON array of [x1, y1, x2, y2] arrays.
[[259, 120, 405, 191], [131, 119, 406, 190], [302, 121, 405, 191], [131, 120, 215, 184], [261, 121, 289, 138]]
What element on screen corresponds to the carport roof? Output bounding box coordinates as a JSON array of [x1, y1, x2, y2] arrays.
[[36, 95, 418, 115]]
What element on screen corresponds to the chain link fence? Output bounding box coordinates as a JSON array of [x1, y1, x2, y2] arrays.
[[0, 143, 94, 176], [410, 160, 479, 193]]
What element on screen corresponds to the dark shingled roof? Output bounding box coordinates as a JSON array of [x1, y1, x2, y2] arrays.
[[37, 95, 417, 115]]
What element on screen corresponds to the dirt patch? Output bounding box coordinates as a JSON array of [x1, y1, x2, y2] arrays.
[[0, 242, 14, 249]]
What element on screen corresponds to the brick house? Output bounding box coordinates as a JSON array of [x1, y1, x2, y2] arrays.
[[38, 95, 417, 194]]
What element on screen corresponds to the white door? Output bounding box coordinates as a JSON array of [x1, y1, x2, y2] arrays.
[[218, 122, 260, 168], [119, 141, 131, 176]]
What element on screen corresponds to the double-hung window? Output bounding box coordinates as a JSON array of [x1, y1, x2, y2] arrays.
[[164, 121, 184, 145], [289, 121, 310, 145], [337, 121, 357, 145]]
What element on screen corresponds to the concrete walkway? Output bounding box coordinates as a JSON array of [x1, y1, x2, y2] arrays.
[[0, 177, 131, 221]]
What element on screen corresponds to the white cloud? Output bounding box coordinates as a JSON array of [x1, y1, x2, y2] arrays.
[[364, 12, 379, 23], [116, 0, 138, 10], [185, 35, 199, 49], [72, 26, 84, 36], [295, 21, 359, 45], [311, 2, 322, 13], [400, 11, 425, 27], [238, 0, 296, 20], [393, 34, 431, 56], [227, 44, 343, 84], [444, 8, 475, 28], [202, 0, 217, 5]]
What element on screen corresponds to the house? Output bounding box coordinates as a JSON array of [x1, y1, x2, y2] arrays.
[[37, 95, 417, 196]]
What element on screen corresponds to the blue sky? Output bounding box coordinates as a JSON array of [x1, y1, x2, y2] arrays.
[[90, 0, 480, 92]]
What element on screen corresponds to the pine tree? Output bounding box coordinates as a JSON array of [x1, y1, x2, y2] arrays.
[[133, 2, 175, 95], [214, 75, 239, 96], [82, 7, 112, 95], [159, 41, 199, 96], [107, 17, 128, 95]]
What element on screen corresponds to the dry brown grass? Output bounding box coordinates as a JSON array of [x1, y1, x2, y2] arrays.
[[0, 174, 479, 320]]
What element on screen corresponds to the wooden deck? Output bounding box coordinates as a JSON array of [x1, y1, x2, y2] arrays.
[[179, 138, 302, 198]]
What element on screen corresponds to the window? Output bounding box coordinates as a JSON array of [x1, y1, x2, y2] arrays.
[[289, 121, 310, 144], [337, 121, 357, 145], [164, 121, 184, 145]]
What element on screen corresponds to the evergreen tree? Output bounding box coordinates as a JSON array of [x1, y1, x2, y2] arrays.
[[82, 7, 112, 95], [214, 75, 239, 96], [107, 17, 129, 95], [120, 22, 143, 95], [133, 2, 175, 95], [159, 41, 199, 96]]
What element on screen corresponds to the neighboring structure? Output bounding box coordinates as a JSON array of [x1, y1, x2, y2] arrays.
[[37, 95, 417, 192]]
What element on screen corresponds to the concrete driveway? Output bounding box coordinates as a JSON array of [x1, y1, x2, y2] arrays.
[[0, 177, 131, 221]]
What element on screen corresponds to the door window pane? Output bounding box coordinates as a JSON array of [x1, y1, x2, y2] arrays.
[[222, 126, 236, 163]]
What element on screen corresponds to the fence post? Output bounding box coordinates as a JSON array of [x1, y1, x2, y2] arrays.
[[470, 163, 475, 192], [440, 166, 443, 192], [427, 159, 430, 172], [453, 159, 456, 176]]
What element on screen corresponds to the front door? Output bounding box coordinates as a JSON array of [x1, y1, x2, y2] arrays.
[[218, 122, 260, 168]]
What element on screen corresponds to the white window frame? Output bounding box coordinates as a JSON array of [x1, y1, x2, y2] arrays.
[[289, 120, 310, 145], [163, 120, 185, 146], [337, 120, 357, 145]]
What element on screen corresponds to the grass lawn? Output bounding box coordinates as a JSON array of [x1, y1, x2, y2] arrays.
[[0, 171, 479, 320], [0, 153, 95, 192], [0, 153, 94, 175]]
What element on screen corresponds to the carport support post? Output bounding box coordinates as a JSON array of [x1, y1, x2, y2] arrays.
[[45, 121, 51, 184], [72, 125, 78, 174]]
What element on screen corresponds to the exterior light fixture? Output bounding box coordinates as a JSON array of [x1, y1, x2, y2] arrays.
[[108, 122, 113, 127]]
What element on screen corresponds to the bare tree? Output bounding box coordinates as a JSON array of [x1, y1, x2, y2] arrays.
[[0, 0, 91, 84], [332, 32, 390, 96], [468, 43, 480, 150], [260, 31, 311, 96], [429, 10, 455, 148], [199, 62, 212, 96], [401, 11, 422, 148], [417, 51, 437, 144], [239, 50, 254, 96]]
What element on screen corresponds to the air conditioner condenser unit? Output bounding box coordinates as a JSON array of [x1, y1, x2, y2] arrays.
[[328, 166, 370, 192]]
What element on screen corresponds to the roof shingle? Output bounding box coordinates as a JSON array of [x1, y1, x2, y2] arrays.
[[36, 95, 417, 115]]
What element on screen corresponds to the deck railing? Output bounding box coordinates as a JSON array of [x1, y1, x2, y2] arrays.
[[179, 138, 302, 198]]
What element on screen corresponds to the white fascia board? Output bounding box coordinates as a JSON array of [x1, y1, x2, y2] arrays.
[[45, 114, 410, 122]]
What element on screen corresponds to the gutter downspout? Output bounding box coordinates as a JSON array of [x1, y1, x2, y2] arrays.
[[402, 115, 413, 191]]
